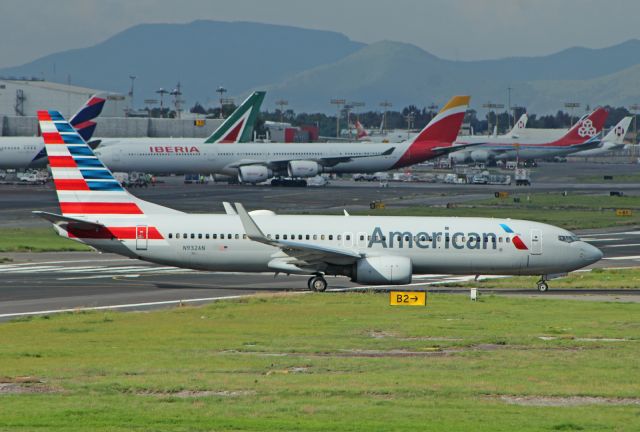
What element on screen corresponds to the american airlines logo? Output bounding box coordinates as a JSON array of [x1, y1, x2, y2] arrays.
[[367, 225, 527, 250], [149, 146, 200, 153], [577, 119, 597, 138]]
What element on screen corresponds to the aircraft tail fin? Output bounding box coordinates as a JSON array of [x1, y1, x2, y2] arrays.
[[552, 107, 608, 146], [355, 120, 368, 139], [37, 110, 180, 219], [69, 93, 107, 142], [509, 113, 528, 137], [411, 95, 470, 145], [603, 116, 632, 144], [204, 91, 265, 144]]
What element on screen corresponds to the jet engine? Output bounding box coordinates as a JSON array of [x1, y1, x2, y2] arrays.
[[237, 165, 272, 184], [287, 160, 321, 178], [449, 152, 470, 164], [352, 256, 412, 285], [470, 150, 492, 163]]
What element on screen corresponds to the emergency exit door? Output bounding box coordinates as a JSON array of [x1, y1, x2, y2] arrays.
[[136, 225, 148, 250]]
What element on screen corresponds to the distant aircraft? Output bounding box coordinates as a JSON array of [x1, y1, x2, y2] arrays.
[[95, 95, 477, 184], [450, 108, 608, 163], [35, 110, 603, 292], [571, 116, 632, 157], [0, 93, 107, 169]]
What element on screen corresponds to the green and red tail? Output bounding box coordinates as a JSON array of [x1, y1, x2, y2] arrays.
[[204, 91, 265, 143]]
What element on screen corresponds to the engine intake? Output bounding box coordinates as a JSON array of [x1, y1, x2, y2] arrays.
[[352, 256, 412, 285], [237, 165, 272, 184], [287, 160, 321, 178]]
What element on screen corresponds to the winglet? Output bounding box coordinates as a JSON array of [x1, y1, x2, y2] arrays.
[[235, 202, 270, 244]]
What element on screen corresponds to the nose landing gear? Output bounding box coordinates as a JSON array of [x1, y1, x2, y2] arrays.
[[307, 275, 328, 292]]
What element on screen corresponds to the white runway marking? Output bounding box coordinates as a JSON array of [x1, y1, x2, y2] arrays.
[[602, 243, 640, 248], [603, 255, 640, 260]]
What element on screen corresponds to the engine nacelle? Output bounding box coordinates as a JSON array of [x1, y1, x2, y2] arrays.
[[237, 165, 272, 184], [449, 151, 469, 164], [352, 256, 412, 285], [470, 150, 492, 163], [287, 160, 321, 178]]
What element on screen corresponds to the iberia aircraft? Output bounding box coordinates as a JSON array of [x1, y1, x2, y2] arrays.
[[94, 96, 478, 184], [0, 93, 107, 169], [35, 110, 603, 292]]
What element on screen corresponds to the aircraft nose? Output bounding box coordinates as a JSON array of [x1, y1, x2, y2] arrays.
[[580, 243, 603, 265]]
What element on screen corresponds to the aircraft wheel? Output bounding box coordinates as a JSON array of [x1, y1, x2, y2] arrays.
[[307, 277, 315, 291], [309, 276, 327, 292], [537, 281, 549, 292]]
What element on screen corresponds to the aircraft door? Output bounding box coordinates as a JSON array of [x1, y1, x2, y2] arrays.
[[136, 225, 148, 250], [530, 229, 542, 255]]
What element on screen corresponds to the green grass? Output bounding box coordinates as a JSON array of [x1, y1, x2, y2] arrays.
[[0, 293, 639, 431], [0, 228, 91, 252], [442, 267, 640, 289], [358, 193, 640, 230]]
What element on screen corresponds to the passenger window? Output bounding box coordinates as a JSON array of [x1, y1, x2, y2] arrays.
[[176, 233, 180, 239], [184, 233, 187, 238], [213, 234, 217, 239], [235, 234, 239, 240], [329, 235, 333, 240], [243, 234, 247, 239], [506, 237, 511, 243], [205, 234, 210, 239], [313, 235, 317, 240], [191, 233, 195, 239], [321, 235, 325, 240], [306, 235, 310, 240], [198, 234, 202, 239], [499, 237, 503, 243], [298, 235, 303, 240], [267, 234, 272, 239], [227, 234, 232, 240], [346, 235, 351, 241], [168, 233, 173, 239], [360, 235, 365, 241], [283, 235, 288, 240], [337, 235, 342, 241], [275, 234, 280, 240]]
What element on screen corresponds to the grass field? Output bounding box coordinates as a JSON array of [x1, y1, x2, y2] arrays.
[[0, 293, 639, 431], [362, 192, 640, 230], [443, 267, 640, 289], [0, 228, 91, 252]]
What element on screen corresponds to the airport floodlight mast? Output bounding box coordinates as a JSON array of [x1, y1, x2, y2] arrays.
[[128, 75, 136, 114], [275, 99, 288, 123], [380, 100, 392, 132], [405, 111, 416, 139], [155, 88, 169, 118], [629, 103, 640, 159], [330, 98, 346, 138], [482, 102, 504, 135], [170, 83, 183, 119], [507, 86, 512, 128], [564, 102, 581, 127], [216, 86, 227, 118]]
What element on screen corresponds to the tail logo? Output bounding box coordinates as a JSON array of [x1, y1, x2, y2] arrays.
[[614, 125, 625, 137], [578, 119, 597, 138], [518, 120, 525, 128], [499, 224, 528, 250]]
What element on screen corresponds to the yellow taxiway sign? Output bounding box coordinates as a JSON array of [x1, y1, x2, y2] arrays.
[[389, 291, 427, 306]]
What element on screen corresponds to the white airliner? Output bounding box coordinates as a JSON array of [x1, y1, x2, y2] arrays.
[[34, 110, 603, 292], [0, 93, 107, 169], [571, 116, 632, 157], [93, 96, 477, 184]]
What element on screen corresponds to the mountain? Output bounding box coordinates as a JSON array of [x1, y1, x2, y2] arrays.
[[258, 39, 640, 113], [3, 20, 640, 114], [0, 20, 364, 107]]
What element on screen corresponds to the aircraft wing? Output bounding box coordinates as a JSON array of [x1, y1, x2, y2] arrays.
[[227, 147, 396, 170], [235, 203, 361, 269], [436, 141, 487, 155]]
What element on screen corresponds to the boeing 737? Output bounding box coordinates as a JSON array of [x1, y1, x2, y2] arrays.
[[0, 93, 107, 169], [94, 96, 476, 184], [450, 108, 608, 163], [34, 110, 602, 292]]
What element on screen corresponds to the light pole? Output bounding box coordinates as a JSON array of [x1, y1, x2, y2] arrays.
[[330, 98, 346, 138], [564, 102, 581, 127], [128, 75, 136, 115], [216, 86, 227, 118], [379, 100, 392, 133], [276, 99, 288, 123], [482, 102, 504, 135], [629, 104, 640, 160], [156, 88, 169, 118], [507, 87, 512, 129], [404, 111, 415, 140], [170, 83, 182, 119]]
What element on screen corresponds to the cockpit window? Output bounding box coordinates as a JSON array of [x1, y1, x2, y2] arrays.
[[558, 235, 580, 243]]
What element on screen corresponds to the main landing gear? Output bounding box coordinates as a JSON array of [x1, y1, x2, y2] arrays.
[[307, 275, 328, 292], [537, 278, 549, 292], [271, 178, 307, 187]]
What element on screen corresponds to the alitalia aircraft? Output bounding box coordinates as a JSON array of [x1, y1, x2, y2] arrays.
[[0, 93, 107, 169], [34, 110, 603, 292], [449, 107, 608, 163], [94, 96, 477, 184]]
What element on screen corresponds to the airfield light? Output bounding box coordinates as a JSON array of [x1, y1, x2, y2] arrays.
[[155, 88, 169, 118], [216, 86, 227, 118], [276, 99, 288, 123]]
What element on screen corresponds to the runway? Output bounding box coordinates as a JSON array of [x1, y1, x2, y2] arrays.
[[1, 226, 640, 319]]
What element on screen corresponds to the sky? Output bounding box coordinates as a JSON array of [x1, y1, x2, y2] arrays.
[[1, 0, 640, 68]]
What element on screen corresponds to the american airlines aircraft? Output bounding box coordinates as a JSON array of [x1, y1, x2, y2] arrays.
[[449, 108, 608, 163], [34, 110, 603, 292], [0, 93, 107, 169], [94, 96, 476, 184]]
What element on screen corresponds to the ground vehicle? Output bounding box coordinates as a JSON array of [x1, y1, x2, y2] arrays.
[[515, 168, 531, 186]]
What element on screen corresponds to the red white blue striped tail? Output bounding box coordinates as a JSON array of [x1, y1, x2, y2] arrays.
[[37, 110, 178, 219]]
